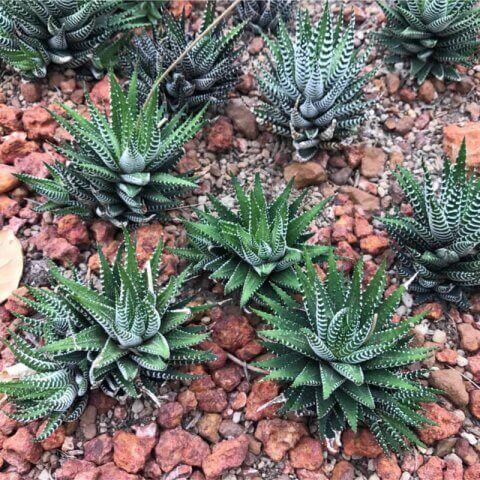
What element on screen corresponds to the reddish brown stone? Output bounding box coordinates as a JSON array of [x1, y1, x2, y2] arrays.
[[90, 76, 110, 114], [469, 389, 480, 419], [14, 151, 54, 179], [429, 369, 468, 407], [418, 80, 437, 103], [211, 314, 255, 352], [22, 106, 57, 140], [97, 462, 140, 480], [376, 454, 401, 480], [0, 165, 19, 194], [212, 365, 242, 392], [254, 419, 308, 461], [436, 348, 457, 365], [331, 460, 354, 480], [245, 380, 280, 421], [3, 427, 42, 463], [202, 434, 249, 479], [417, 404, 463, 445], [38, 422, 65, 450], [284, 162, 327, 188], [42, 237, 80, 266], [0, 132, 38, 165], [0, 403, 20, 435], [206, 116, 233, 152], [155, 427, 210, 472], [458, 323, 480, 352], [235, 339, 264, 361], [465, 464, 480, 480], [157, 401, 184, 429], [4, 286, 34, 317], [444, 454, 463, 480], [289, 437, 323, 471], [417, 456, 444, 480], [20, 82, 42, 103], [0, 194, 19, 218], [444, 122, 480, 168], [55, 459, 97, 480], [176, 389, 198, 413], [199, 341, 227, 370], [342, 429, 382, 458], [359, 234, 389, 255], [113, 431, 151, 474], [197, 413, 222, 443], [57, 214, 90, 247], [90, 220, 116, 244], [84, 434, 113, 465], [0, 104, 22, 132], [196, 388, 228, 413]]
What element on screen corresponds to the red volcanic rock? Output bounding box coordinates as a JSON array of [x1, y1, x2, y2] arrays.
[[245, 380, 280, 421], [190, 366, 216, 393], [417, 456, 444, 480], [113, 431, 153, 474], [444, 454, 463, 480], [235, 339, 264, 361], [90, 220, 116, 244], [376, 454, 401, 480], [465, 464, 480, 480], [134, 223, 164, 267], [195, 388, 228, 413], [3, 427, 42, 464], [177, 389, 198, 412], [289, 437, 323, 471], [22, 106, 57, 140], [211, 314, 255, 352], [455, 438, 477, 466], [84, 434, 113, 465], [20, 82, 42, 103], [458, 323, 480, 353], [359, 234, 389, 255], [444, 122, 480, 168], [360, 146, 386, 178], [254, 419, 309, 461], [42, 237, 80, 266], [0, 105, 23, 131], [199, 341, 227, 370], [417, 404, 463, 445], [0, 132, 38, 165], [97, 462, 141, 479], [4, 286, 34, 316], [414, 302, 443, 321], [332, 215, 355, 243], [469, 390, 480, 419], [90, 76, 111, 114], [157, 401, 184, 429], [353, 215, 373, 239], [436, 348, 457, 365], [55, 459, 97, 480], [197, 413, 222, 443], [331, 460, 355, 480], [38, 422, 65, 450], [14, 151, 53, 178], [284, 161, 327, 188], [418, 80, 437, 103], [155, 427, 210, 472], [342, 429, 382, 458], [341, 186, 380, 212], [57, 214, 90, 247], [202, 434, 249, 479], [212, 365, 242, 392], [0, 194, 20, 218], [206, 116, 234, 152]]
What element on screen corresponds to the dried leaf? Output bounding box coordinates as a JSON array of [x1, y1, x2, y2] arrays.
[[0, 229, 23, 303]]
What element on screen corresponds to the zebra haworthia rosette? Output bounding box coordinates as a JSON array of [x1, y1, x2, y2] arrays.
[[172, 174, 331, 307], [382, 140, 480, 310], [254, 254, 438, 453], [0, 0, 142, 78], [120, 0, 245, 112], [376, 0, 480, 83], [17, 72, 205, 226], [0, 233, 213, 440], [235, 0, 297, 33], [255, 3, 374, 161]]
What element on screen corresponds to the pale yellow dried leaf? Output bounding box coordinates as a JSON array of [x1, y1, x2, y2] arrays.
[[0, 229, 23, 304]]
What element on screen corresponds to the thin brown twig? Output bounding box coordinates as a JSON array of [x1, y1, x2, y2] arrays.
[[143, 0, 243, 107], [226, 353, 268, 375]]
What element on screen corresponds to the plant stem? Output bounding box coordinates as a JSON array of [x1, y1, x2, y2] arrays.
[[143, 0, 243, 107]]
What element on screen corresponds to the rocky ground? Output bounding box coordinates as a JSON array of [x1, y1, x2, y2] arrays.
[[0, 0, 479, 479]]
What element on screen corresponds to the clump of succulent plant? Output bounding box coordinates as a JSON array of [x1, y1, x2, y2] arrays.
[[120, 0, 245, 111], [0, 0, 142, 78], [17, 72, 205, 226], [235, 0, 296, 33], [255, 4, 374, 161], [382, 140, 480, 310], [254, 254, 438, 453], [376, 0, 480, 83], [0, 233, 212, 439], [172, 174, 331, 307]]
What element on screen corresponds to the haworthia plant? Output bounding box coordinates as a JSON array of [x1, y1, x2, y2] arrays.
[[255, 254, 438, 453], [172, 174, 331, 307], [17, 72, 205, 226]]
